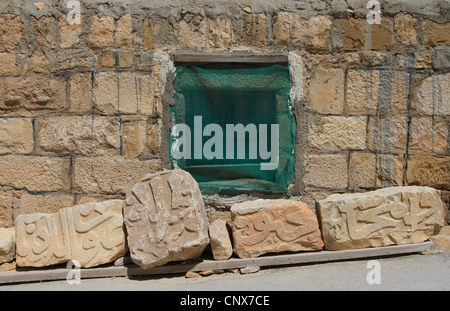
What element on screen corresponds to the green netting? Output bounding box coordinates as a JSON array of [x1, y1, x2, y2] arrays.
[[170, 63, 296, 195]]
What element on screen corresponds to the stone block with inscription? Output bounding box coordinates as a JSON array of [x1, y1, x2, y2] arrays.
[[124, 169, 209, 269], [15, 200, 127, 268], [317, 186, 445, 251], [231, 199, 324, 259]]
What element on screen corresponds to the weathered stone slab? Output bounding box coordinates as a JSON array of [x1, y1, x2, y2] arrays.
[[124, 169, 209, 269], [0, 227, 15, 264], [15, 200, 127, 268], [209, 219, 233, 261], [231, 199, 324, 259], [317, 186, 445, 251]]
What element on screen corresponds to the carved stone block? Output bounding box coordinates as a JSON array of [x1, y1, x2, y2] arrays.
[[231, 199, 324, 259], [15, 200, 127, 268], [317, 186, 445, 250], [124, 169, 209, 269]]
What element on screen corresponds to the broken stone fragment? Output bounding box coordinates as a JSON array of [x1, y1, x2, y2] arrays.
[[124, 169, 210, 269], [209, 219, 233, 261], [15, 200, 127, 268], [317, 186, 445, 251], [231, 199, 324, 259], [431, 226, 450, 252], [0, 227, 15, 264]]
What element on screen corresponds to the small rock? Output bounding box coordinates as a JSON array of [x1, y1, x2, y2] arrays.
[[243, 6, 252, 13], [209, 219, 233, 261], [431, 226, 450, 252], [240, 266, 260, 274], [199, 270, 214, 276], [185, 271, 200, 278]]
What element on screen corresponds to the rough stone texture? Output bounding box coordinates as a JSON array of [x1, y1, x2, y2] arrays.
[[345, 69, 409, 115], [423, 20, 450, 48], [307, 116, 367, 151], [35, 116, 121, 156], [0, 15, 23, 52], [430, 226, 450, 252], [308, 68, 345, 114], [393, 14, 418, 48], [349, 153, 376, 190], [370, 20, 392, 50], [413, 74, 449, 116], [93, 71, 154, 116], [72, 157, 162, 196], [338, 18, 365, 51], [367, 116, 408, 153], [303, 154, 348, 190], [124, 169, 209, 269], [68, 72, 93, 114], [15, 200, 127, 268], [406, 156, 450, 191], [317, 186, 446, 250], [59, 15, 82, 49], [0, 227, 15, 264], [89, 16, 115, 48], [12, 191, 75, 218], [0, 118, 34, 154], [231, 199, 324, 258], [409, 117, 448, 155], [0, 75, 66, 115], [209, 219, 233, 261], [0, 155, 70, 193]]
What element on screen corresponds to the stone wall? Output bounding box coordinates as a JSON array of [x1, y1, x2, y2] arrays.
[[0, 0, 448, 227]]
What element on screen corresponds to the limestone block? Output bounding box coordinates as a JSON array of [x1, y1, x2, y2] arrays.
[[303, 154, 348, 189], [413, 74, 449, 116], [124, 169, 210, 269], [0, 227, 15, 264], [0, 155, 70, 193], [307, 116, 367, 151], [406, 156, 450, 191], [72, 157, 162, 195], [346, 70, 409, 115], [394, 14, 418, 48], [423, 20, 450, 47], [35, 116, 121, 156], [231, 199, 324, 259], [338, 18, 366, 51], [308, 68, 345, 114], [209, 219, 233, 261], [89, 16, 114, 48], [15, 200, 127, 268], [0, 118, 34, 154], [0, 15, 23, 52], [0, 75, 66, 114], [244, 13, 269, 47], [68, 72, 93, 113], [317, 186, 445, 250], [116, 14, 132, 47], [93, 71, 154, 116]]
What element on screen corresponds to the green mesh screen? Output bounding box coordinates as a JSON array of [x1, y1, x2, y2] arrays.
[[170, 63, 296, 195]]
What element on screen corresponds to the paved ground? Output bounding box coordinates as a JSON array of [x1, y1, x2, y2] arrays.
[[1, 252, 449, 291]]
